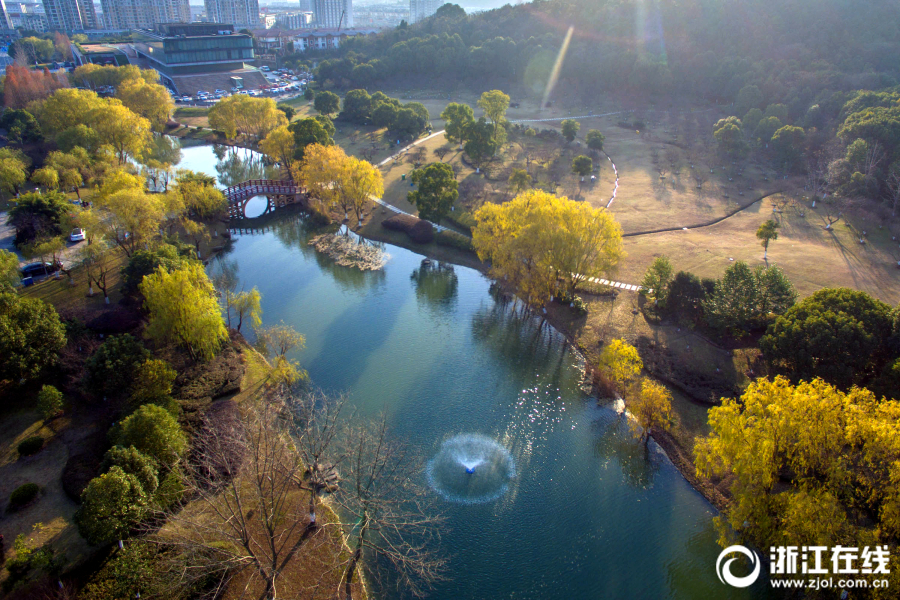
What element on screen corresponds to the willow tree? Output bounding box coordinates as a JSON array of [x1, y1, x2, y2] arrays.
[[88, 102, 152, 163], [298, 144, 383, 222], [212, 95, 288, 141], [116, 79, 174, 132], [259, 125, 296, 178], [95, 184, 164, 256], [141, 263, 227, 360], [598, 339, 643, 390], [473, 190, 624, 306], [628, 378, 673, 446], [694, 376, 900, 590]]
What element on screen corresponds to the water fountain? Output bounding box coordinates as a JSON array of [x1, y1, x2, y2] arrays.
[[427, 434, 516, 504]]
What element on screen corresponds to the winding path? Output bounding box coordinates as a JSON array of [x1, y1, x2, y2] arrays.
[[373, 128, 639, 291], [371, 119, 783, 292]]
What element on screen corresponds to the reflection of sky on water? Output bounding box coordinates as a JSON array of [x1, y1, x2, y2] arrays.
[[181, 140, 774, 600]]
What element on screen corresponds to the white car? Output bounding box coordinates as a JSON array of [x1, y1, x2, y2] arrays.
[[231, 87, 241, 92], [181, 96, 192, 102], [70, 228, 86, 242], [215, 89, 227, 94]]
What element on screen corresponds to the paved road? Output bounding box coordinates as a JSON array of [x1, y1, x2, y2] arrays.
[[1, 210, 86, 270]]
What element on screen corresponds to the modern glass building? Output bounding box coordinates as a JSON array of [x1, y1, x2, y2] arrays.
[[132, 23, 254, 76]]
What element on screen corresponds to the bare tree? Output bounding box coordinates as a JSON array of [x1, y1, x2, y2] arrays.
[[693, 167, 709, 191], [152, 397, 344, 600], [408, 147, 427, 169], [805, 154, 828, 208], [885, 168, 900, 217], [209, 257, 240, 328], [336, 415, 447, 600], [295, 389, 349, 527], [433, 145, 452, 162], [771, 193, 791, 214], [822, 196, 852, 230], [863, 140, 885, 179]]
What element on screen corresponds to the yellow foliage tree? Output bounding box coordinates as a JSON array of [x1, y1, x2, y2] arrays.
[[116, 79, 174, 132], [297, 143, 344, 212], [88, 102, 152, 163], [694, 376, 900, 591], [628, 378, 673, 445], [598, 339, 643, 388], [94, 183, 164, 256], [30, 88, 105, 137], [473, 190, 624, 306], [297, 144, 383, 222], [209, 95, 287, 141], [141, 263, 228, 361], [259, 125, 296, 177]]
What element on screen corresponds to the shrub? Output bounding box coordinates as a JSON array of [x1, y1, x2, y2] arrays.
[[114, 404, 188, 466], [63, 450, 102, 502], [85, 334, 150, 400], [443, 210, 476, 234], [17, 436, 44, 456], [101, 446, 159, 494], [408, 220, 434, 244], [382, 213, 418, 233], [36, 384, 63, 420], [382, 213, 433, 243], [8, 483, 40, 511], [128, 359, 177, 412], [435, 230, 474, 252], [75, 467, 149, 545]]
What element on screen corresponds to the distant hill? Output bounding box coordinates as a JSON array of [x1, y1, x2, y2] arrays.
[[317, 0, 900, 116]]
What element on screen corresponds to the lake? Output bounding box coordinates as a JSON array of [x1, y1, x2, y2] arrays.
[[175, 139, 770, 600]]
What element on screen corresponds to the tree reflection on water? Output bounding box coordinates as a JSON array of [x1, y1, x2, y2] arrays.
[[410, 260, 459, 316]]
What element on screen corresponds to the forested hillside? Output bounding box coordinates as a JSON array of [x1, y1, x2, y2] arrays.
[[322, 0, 900, 115]]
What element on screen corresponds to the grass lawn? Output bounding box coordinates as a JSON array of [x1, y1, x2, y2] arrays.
[[173, 106, 210, 128], [19, 251, 129, 319]]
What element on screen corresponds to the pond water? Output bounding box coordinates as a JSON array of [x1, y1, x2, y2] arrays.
[[173, 139, 772, 600]]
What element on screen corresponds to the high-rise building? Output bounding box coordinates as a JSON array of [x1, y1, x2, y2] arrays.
[[43, 0, 98, 30], [409, 0, 440, 23], [275, 11, 312, 29], [101, 0, 189, 29], [204, 0, 260, 30], [0, 1, 13, 29], [313, 0, 351, 29], [6, 2, 48, 31]]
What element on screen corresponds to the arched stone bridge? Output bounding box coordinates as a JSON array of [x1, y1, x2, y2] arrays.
[[225, 179, 307, 218]]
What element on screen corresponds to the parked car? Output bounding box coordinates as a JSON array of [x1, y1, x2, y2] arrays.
[[20, 262, 61, 278], [181, 96, 192, 102], [215, 89, 227, 94], [231, 87, 241, 93], [261, 65, 270, 72], [197, 90, 210, 96], [70, 228, 86, 242]]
